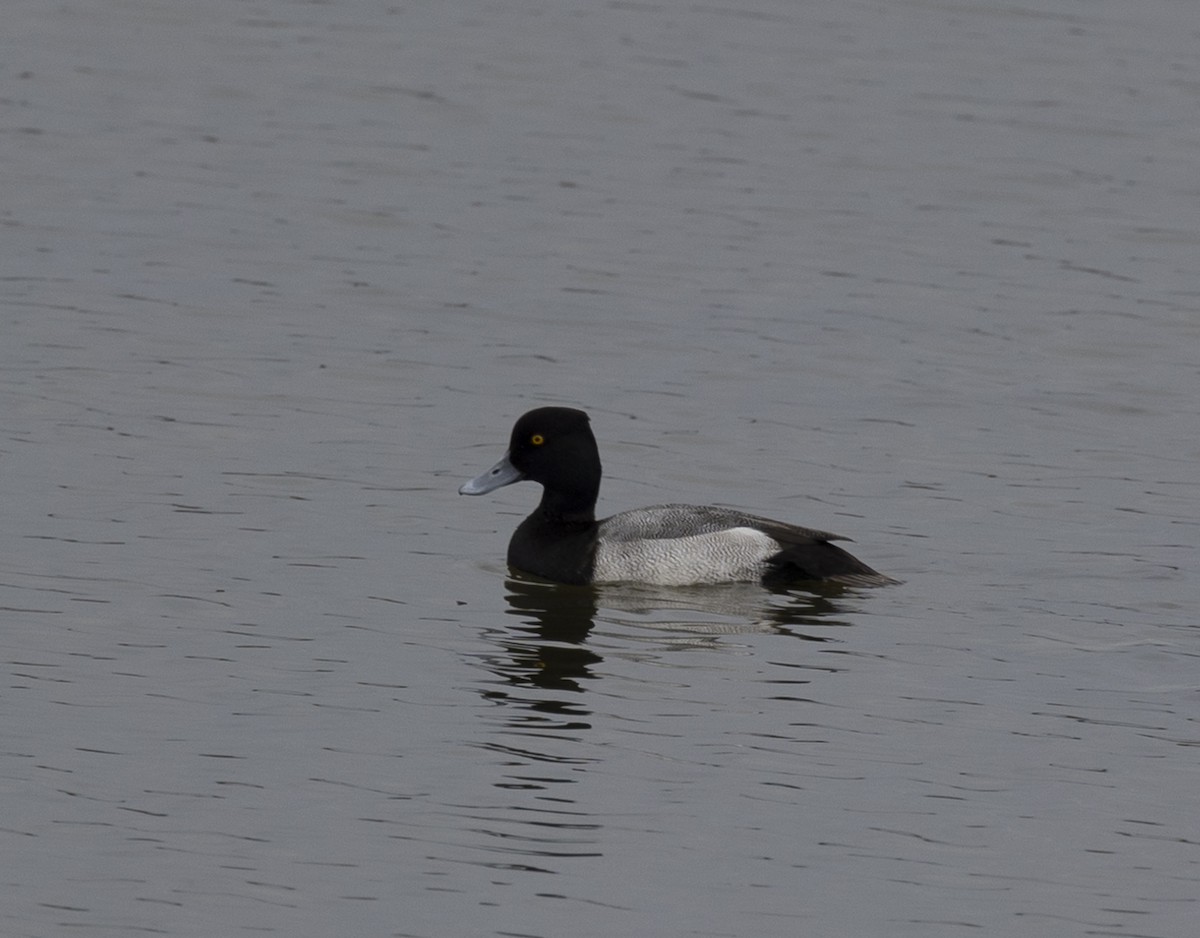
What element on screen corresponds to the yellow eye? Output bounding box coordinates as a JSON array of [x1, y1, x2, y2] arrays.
[[530, 433, 545, 446]]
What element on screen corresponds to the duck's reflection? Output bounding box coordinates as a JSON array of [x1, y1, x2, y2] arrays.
[[588, 578, 858, 641], [488, 577, 602, 697], [482, 573, 863, 709], [468, 575, 872, 861]]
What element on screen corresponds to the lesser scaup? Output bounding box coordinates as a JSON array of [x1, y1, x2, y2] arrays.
[[459, 407, 894, 587]]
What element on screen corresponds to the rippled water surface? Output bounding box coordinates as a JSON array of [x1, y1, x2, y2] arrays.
[[4, 1, 1199, 936]]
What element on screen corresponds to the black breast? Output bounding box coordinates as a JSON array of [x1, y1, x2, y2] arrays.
[[507, 514, 600, 584]]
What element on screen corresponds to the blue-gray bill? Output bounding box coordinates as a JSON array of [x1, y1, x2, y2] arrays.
[[459, 452, 524, 495]]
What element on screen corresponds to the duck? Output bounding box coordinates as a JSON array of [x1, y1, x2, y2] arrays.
[[459, 406, 894, 587]]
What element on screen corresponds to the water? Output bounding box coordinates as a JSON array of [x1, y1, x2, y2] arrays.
[[3, 1, 1198, 936]]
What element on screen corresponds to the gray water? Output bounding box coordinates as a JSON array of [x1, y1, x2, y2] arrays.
[[3, 1, 1199, 936]]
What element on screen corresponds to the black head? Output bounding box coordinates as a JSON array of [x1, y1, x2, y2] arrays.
[[507, 407, 596, 479], [460, 407, 603, 519]]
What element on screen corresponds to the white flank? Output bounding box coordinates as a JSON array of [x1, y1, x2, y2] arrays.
[[592, 526, 778, 586]]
